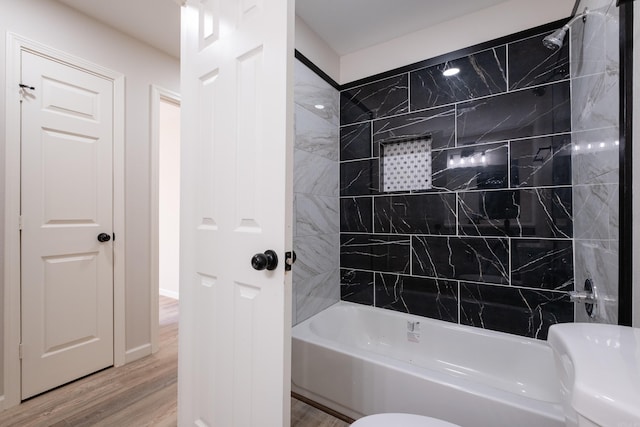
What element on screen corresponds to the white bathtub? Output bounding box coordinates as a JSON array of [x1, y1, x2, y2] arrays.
[[292, 301, 566, 427]]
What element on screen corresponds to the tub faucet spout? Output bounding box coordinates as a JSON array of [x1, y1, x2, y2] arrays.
[[407, 321, 420, 332]]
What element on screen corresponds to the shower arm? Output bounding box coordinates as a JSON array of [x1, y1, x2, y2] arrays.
[[563, 8, 589, 31]]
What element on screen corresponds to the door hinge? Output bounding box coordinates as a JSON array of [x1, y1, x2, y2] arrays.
[[18, 215, 23, 230], [284, 251, 297, 271], [19, 344, 23, 360]]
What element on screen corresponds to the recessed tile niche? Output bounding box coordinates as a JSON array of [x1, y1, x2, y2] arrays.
[[380, 137, 432, 193]]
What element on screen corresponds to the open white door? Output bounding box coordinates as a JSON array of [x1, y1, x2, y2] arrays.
[[178, 1, 294, 426]]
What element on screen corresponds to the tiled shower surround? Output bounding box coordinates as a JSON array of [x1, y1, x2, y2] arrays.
[[293, 59, 340, 325], [339, 29, 587, 339], [570, 0, 620, 324]]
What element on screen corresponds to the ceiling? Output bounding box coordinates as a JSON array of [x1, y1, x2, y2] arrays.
[[295, 0, 510, 55], [55, 0, 514, 59], [56, 0, 181, 58]]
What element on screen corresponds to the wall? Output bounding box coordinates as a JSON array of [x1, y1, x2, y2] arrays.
[[339, 26, 581, 340], [295, 16, 340, 84], [293, 59, 340, 324], [570, 0, 620, 324], [159, 99, 181, 299], [339, 0, 575, 83], [0, 0, 180, 395]]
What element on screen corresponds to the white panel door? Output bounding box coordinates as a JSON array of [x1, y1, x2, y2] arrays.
[[178, 0, 293, 426], [20, 51, 114, 399]]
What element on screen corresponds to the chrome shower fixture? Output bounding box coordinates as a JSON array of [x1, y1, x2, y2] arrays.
[[543, 8, 589, 50], [543, 27, 569, 50]]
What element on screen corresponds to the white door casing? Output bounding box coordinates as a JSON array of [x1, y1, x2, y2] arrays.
[[150, 85, 181, 355], [178, 0, 294, 426], [3, 34, 126, 409], [20, 51, 115, 399]]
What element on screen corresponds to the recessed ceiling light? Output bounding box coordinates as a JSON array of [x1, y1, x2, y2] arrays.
[[314, 104, 325, 110], [442, 67, 460, 77]]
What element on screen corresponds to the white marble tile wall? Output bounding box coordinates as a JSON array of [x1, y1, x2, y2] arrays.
[[571, 0, 620, 324], [572, 128, 619, 185], [574, 240, 619, 323], [293, 59, 340, 325]]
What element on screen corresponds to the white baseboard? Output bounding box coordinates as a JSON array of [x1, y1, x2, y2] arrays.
[[124, 343, 152, 364], [159, 288, 179, 299]]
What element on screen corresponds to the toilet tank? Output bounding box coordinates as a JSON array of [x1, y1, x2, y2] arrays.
[[548, 323, 640, 427]]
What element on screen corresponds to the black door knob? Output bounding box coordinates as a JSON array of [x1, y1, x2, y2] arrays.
[[97, 233, 111, 242], [251, 250, 278, 271]]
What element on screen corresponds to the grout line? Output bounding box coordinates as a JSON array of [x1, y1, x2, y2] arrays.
[[370, 119, 374, 158], [338, 267, 571, 295], [409, 236, 413, 275], [457, 280, 461, 324], [454, 103, 458, 148], [455, 193, 460, 237], [507, 139, 512, 188], [341, 231, 575, 242], [508, 238, 512, 287], [372, 273, 376, 307], [339, 184, 574, 200], [340, 77, 572, 129], [407, 71, 411, 112], [342, 234, 575, 243], [340, 130, 574, 163], [505, 42, 510, 91]]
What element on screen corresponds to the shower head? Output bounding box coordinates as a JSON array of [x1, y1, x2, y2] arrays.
[[543, 26, 569, 50], [542, 8, 589, 50]]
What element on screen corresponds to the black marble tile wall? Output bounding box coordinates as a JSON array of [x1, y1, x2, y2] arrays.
[[341, 269, 374, 305], [341, 75, 408, 125], [373, 106, 456, 153], [374, 193, 457, 235], [339, 30, 574, 340], [459, 283, 574, 340], [341, 234, 410, 274], [458, 187, 573, 238], [375, 274, 459, 323], [510, 135, 572, 187], [341, 123, 372, 161], [340, 159, 379, 196], [410, 47, 507, 110], [341, 197, 373, 233], [431, 143, 509, 191], [511, 239, 573, 291], [456, 81, 571, 145], [508, 33, 570, 90], [412, 236, 509, 284]]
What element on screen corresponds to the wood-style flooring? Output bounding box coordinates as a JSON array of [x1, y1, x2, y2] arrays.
[[0, 296, 350, 427]]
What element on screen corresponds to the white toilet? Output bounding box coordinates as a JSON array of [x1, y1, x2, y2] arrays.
[[351, 323, 640, 427], [351, 413, 460, 427]]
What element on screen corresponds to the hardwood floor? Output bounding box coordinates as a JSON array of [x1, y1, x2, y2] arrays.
[[0, 296, 349, 426]]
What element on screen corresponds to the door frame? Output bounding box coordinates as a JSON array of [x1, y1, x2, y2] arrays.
[[149, 85, 180, 354], [2, 33, 126, 410]]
